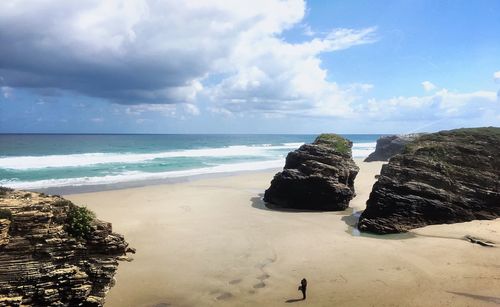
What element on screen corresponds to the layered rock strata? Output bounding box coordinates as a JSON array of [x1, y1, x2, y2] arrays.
[[0, 188, 134, 306], [358, 127, 500, 234], [264, 134, 359, 211], [364, 134, 424, 162]]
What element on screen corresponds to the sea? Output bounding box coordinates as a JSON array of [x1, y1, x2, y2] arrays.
[[0, 134, 382, 193]]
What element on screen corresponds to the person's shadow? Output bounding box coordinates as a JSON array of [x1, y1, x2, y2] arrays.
[[285, 298, 303, 303]]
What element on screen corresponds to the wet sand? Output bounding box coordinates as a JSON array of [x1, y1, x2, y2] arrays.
[[66, 159, 500, 306]]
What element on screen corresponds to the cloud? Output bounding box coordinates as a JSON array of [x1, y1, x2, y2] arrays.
[[358, 88, 498, 121], [0, 0, 306, 105], [494, 71, 500, 82], [0, 0, 376, 119], [1, 86, 12, 99], [207, 27, 377, 118], [301, 24, 315, 36], [124, 103, 200, 118], [421, 81, 437, 92]]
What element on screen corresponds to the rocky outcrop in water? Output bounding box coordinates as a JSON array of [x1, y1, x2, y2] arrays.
[[0, 188, 134, 306], [358, 127, 500, 234], [263, 134, 359, 211], [364, 134, 424, 162]]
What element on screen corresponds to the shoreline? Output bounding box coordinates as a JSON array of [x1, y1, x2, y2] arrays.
[[36, 167, 284, 195], [65, 160, 500, 307]]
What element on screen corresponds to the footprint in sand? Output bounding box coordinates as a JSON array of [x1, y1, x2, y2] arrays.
[[216, 292, 233, 300], [251, 255, 276, 290], [253, 281, 266, 289], [229, 278, 242, 285], [210, 290, 234, 301], [253, 266, 272, 289], [257, 273, 270, 281], [256, 257, 276, 269]]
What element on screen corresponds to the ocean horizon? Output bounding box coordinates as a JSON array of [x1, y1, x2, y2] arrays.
[[0, 133, 382, 192]]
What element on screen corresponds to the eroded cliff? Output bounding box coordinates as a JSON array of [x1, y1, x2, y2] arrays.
[[358, 127, 500, 234], [264, 134, 359, 211], [0, 188, 134, 306]]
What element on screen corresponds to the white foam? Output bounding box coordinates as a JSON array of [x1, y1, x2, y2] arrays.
[[282, 142, 305, 147], [0, 159, 285, 189], [352, 148, 376, 158], [352, 142, 376, 157], [353, 142, 377, 148], [0, 141, 377, 189], [0, 144, 301, 170]]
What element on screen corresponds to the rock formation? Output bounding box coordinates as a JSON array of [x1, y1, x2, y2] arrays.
[[364, 134, 423, 162], [264, 134, 359, 211], [358, 127, 500, 234], [0, 188, 134, 306]]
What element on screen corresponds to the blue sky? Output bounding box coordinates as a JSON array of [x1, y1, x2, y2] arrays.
[[1, 0, 499, 134]]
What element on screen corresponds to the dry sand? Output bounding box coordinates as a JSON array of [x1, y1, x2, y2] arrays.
[[66, 159, 500, 307]]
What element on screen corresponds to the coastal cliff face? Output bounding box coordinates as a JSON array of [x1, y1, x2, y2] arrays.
[[0, 188, 133, 306], [264, 134, 359, 211], [358, 127, 500, 234], [364, 134, 423, 162]]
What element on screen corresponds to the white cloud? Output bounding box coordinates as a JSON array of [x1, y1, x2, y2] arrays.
[[494, 71, 500, 82], [0, 0, 377, 119], [125, 103, 200, 118], [421, 81, 437, 92], [301, 24, 315, 36], [1, 86, 12, 98], [1, 1, 498, 125], [0, 0, 308, 107], [358, 88, 498, 120], [207, 26, 377, 118]]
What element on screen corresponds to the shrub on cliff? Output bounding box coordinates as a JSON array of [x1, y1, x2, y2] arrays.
[[67, 205, 96, 239], [0, 186, 13, 196], [0, 209, 12, 220], [313, 133, 351, 155]]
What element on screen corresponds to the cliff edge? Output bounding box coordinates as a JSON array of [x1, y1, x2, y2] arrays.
[[364, 134, 424, 162], [358, 127, 500, 234], [0, 188, 134, 306]]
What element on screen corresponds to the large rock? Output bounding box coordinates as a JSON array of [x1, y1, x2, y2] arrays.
[[358, 127, 500, 234], [364, 134, 423, 162], [0, 188, 134, 306], [263, 134, 359, 211]]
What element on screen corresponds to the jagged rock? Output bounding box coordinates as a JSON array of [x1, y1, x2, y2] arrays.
[[264, 134, 359, 210], [364, 134, 424, 162], [0, 188, 133, 306], [358, 127, 500, 234]]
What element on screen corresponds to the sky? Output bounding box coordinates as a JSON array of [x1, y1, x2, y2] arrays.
[[0, 0, 499, 134]]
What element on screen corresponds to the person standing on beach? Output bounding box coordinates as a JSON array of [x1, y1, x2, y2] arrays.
[[298, 278, 307, 300]]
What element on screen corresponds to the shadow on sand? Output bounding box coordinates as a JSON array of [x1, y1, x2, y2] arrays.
[[341, 211, 417, 240], [251, 193, 416, 240], [250, 194, 332, 213], [340, 208, 417, 240], [447, 291, 500, 304], [285, 298, 304, 303]]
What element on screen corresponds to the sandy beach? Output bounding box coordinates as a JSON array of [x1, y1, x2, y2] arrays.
[[66, 159, 500, 307]]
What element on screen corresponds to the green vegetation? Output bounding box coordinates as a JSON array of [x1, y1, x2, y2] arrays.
[[403, 127, 500, 155], [53, 199, 73, 207], [0, 186, 13, 197], [66, 204, 96, 239], [0, 209, 12, 220], [314, 133, 351, 154]]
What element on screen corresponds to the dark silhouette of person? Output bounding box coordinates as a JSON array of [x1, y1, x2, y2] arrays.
[[298, 278, 307, 300]]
